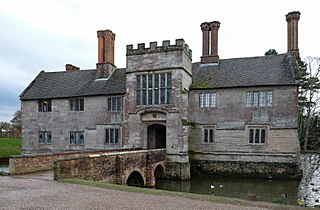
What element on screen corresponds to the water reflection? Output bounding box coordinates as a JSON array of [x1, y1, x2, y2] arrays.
[[156, 175, 299, 205], [156, 154, 320, 207], [0, 165, 9, 173]]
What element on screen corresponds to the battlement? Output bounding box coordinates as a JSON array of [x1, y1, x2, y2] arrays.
[[126, 39, 192, 60]]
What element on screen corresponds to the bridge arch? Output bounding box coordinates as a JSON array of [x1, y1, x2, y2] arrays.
[[154, 164, 166, 179], [126, 171, 145, 187]]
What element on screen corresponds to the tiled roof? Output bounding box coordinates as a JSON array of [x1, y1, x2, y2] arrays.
[[191, 53, 298, 89], [20, 68, 126, 100], [20, 53, 297, 100]]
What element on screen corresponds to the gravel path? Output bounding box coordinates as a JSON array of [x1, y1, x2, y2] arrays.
[[0, 172, 272, 210]]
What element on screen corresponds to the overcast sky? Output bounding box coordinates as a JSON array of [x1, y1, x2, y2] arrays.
[[0, 0, 319, 122]]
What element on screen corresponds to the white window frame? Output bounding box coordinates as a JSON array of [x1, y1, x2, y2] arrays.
[[199, 92, 216, 108], [246, 91, 273, 108]]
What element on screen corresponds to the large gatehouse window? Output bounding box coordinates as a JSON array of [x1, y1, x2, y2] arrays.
[[136, 72, 172, 105]]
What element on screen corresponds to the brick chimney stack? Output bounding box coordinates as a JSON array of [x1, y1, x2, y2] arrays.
[[96, 29, 116, 78], [286, 11, 301, 60], [65, 64, 80, 71], [201, 21, 220, 64]]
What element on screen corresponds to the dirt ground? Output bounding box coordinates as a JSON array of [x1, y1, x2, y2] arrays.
[[0, 171, 276, 210]]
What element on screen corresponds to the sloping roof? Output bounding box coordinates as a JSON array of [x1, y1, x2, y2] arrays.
[[191, 53, 298, 89], [20, 68, 126, 100], [20, 53, 297, 100]]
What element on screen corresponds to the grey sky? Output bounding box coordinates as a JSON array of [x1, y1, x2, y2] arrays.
[[0, 0, 319, 122]]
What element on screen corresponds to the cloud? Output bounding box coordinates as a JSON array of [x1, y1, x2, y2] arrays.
[[0, 13, 95, 122]]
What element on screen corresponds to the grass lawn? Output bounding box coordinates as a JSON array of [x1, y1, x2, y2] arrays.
[[0, 138, 21, 157]]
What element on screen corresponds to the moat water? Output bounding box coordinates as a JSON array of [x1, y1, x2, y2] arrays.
[[155, 154, 320, 207], [1, 154, 319, 207]]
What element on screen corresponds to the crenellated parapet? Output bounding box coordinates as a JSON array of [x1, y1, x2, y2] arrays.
[[126, 39, 192, 60]]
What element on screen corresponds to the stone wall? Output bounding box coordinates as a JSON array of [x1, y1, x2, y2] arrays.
[[9, 150, 129, 175], [188, 86, 299, 157], [191, 159, 300, 178], [188, 85, 299, 177], [21, 95, 123, 154], [123, 39, 193, 180], [54, 149, 166, 187]]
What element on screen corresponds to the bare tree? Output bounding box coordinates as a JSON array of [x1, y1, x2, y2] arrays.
[[298, 57, 320, 152]]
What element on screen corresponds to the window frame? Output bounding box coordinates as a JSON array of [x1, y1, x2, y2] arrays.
[[69, 131, 84, 145], [246, 90, 273, 108], [38, 100, 52, 112], [199, 92, 216, 108], [202, 126, 215, 144], [136, 72, 172, 105], [107, 96, 123, 111], [105, 128, 120, 144], [248, 126, 268, 144], [69, 98, 84, 111], [39, 131, 52, 144]]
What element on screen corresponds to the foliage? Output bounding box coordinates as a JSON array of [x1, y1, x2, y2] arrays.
[[265, 49, 278, 56], [10, 110, 22, 131], [0, 138, 21, 157], [273, 197, 285, 204], [298, 57, 320, 152], [0, 110, 22, 138]]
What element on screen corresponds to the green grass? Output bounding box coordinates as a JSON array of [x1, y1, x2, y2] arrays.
[[63, 179, 310, 210], [0, 138, 21, 158]]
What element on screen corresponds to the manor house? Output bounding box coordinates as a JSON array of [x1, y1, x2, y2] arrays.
[[20, 11, 301, 179]]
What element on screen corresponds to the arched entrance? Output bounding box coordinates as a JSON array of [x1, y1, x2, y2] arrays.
[[147, 124, 166, 149], [127, 171, 144, 187]]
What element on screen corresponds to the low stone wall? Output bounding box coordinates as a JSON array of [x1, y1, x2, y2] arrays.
[[191, 160, 300, 178], [190, 151, 300, 178], [9, 149, 137, 175], [54, 154, 118, 183]]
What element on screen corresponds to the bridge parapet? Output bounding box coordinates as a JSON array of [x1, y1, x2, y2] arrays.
[[54, 148, 166, 187]]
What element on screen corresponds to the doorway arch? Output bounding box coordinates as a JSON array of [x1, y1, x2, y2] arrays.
[[147, 124, 166, 149]]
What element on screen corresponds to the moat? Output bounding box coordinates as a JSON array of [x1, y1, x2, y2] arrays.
[[155, 154, 320, 207], [1, 154, 319, 207]]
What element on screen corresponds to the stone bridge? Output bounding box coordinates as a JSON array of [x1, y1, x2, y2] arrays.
[[54, 148, 166, 187]]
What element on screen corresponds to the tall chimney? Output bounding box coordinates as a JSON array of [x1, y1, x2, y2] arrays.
[[96, 29, 116, 78], [201, 22, 210, 57], [201, 21, 220, 64], [286, 11, 301, 60]]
